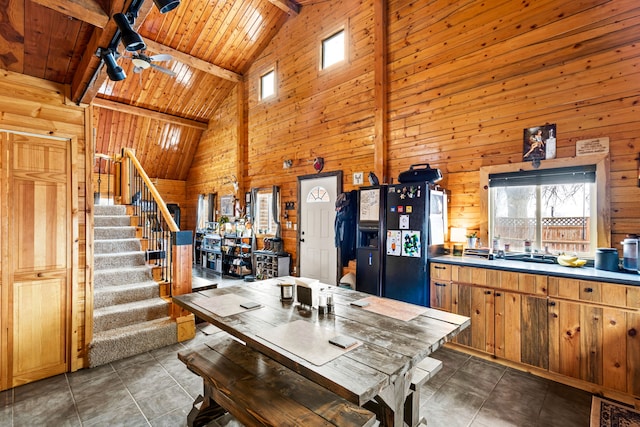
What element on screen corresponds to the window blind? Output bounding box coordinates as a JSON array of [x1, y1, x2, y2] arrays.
[[489, 165, 596, 187]]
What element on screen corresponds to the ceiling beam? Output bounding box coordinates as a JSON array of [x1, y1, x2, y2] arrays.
[[143, 39, 242, 82], [268, 0, 300, 16], [31, 0, 109, 28], [92, 98, 208, 130]]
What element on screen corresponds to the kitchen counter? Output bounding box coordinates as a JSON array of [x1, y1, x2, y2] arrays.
[[431, 255, 640, 286]]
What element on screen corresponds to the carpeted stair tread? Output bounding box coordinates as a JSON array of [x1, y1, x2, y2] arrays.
[[94, 251, 146, 269], [94, 205, 127, 216], [94, 226, 137, 240], [94, 265, 154, 288], [95, 215, 131, 227], [95, 238, 141, 254], [89, 318, 177, 367], [93, 281, 160, 308], [93, 298, 170, 332]]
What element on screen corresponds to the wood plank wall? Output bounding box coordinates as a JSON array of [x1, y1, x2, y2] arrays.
[[187, 0, 640, 270], [187, 0, 377, 271], [0, 70, 89, 370], [185, 92, 241, 231], [386, 0, 640, 247]]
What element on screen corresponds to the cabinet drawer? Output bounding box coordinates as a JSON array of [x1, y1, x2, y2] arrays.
[[452, 265, 486, 285], [628, 286, 640, 309], [430, 263, 451, 280], [549, 278, 596, 301], [518, 273, 548, 295], [549, 278, 634, 307]]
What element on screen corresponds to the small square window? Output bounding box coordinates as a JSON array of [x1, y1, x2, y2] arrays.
[[322, 30, 345, 69], [260, 70, 275, 100]]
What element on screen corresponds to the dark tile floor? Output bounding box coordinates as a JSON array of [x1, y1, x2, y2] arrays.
[[0, 273, 594, 427]]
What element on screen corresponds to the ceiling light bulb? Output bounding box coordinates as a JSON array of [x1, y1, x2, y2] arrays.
[[102, 51, 126, 81], [113, 13, 146, 52], [153, 0, 180, 14]]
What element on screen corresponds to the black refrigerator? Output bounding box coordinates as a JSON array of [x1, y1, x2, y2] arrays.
[[355, 186, 386, 296], [383, 184, 447, 306]]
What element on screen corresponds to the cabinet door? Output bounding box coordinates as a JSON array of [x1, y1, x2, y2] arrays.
[[628, 312, 640, 396], [493, 292, 548, 369], [548, 299, 605, 385], [519, 294, 549, 369], [430, 280, 451, 311], [453, 283, 493, 353]]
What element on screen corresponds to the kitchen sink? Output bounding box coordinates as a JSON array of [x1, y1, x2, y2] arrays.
[[503, 253, 557, 264]]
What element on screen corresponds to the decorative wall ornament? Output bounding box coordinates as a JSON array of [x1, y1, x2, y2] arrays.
[[223, 175, 239, 193], [313, 157, 324, 173]]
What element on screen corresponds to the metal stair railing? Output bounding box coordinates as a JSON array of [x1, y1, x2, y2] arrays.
[[94, 148, 193, 320]]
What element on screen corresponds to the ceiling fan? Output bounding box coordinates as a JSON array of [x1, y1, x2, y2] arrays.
[[125, 52, 177, 77]]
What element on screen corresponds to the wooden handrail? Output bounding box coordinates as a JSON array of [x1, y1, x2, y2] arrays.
[[122, 148, 179, 232]]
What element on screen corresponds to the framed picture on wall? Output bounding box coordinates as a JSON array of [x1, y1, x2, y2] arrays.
[[220, 195, 235, 217], [523, 124, 557, 162]]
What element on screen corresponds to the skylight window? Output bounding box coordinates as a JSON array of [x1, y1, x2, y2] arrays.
[[260, 70, 275, 100], [321, 30, 345, 69]]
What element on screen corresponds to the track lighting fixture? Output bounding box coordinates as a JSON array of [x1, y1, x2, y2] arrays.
[[102, 49, 126, 81], [113, 13, 146, 52], [153, 0, 180, 14]]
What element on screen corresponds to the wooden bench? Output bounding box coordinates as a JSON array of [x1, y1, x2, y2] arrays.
[[178, 334, 378, 427], [404, 356, 443, 426]]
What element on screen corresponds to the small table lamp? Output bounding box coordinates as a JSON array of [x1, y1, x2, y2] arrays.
[[450, 227, 467, 256]]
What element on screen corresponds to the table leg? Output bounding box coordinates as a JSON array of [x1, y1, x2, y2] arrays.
[[187, 383, 227, 427], [374, 371, 411, 426]]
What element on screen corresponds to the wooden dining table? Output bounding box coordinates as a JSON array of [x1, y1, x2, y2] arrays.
[[173, 277, 470, 427]]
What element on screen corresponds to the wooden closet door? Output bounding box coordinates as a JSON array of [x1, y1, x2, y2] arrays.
[[7, 132, 70, 387]]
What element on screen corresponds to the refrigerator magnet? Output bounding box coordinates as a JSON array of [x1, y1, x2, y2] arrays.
[[406, 206, 413, 213], [399, 215, 410, 230], [398, 206, 404, 213]]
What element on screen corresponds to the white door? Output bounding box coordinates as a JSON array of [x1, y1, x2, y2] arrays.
[[299, 175, 339, 285]]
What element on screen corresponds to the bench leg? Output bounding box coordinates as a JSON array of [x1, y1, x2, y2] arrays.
[[404, 389, 420, 427], [187, 383, 227, 427]]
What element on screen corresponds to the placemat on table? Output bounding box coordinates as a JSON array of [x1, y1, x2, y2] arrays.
[[353, 296, 427, 321], [191, 293, 262, 317], [257, 319, 360, 366]]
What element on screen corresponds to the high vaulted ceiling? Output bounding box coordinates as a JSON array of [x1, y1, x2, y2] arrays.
[[1, 0, 326, 179], [1, 0, 310, 123]]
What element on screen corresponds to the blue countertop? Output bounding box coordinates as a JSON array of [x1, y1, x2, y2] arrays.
[[430, 255, 640, 286]]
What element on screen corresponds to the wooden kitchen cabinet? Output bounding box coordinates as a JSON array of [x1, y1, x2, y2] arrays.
[[548, 277, 640, 396], [431, 263, 549, 369], [452, 282, 548, 369], [431, 261, 640, 400]]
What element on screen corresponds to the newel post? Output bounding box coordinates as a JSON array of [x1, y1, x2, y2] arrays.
[[172, 231, 195, 341]]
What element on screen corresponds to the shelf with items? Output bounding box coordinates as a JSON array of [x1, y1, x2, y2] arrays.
[[254, 250, 290, 279], [221, 234, 253, 278], [200, 234, 223, 274], [203, 251, 223, 274]]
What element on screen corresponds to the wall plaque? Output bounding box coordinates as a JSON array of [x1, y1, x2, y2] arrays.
[[576, 137, 609, 156]]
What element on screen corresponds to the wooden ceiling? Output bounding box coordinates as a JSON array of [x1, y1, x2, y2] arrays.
[[0, 0, 316, 180]]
